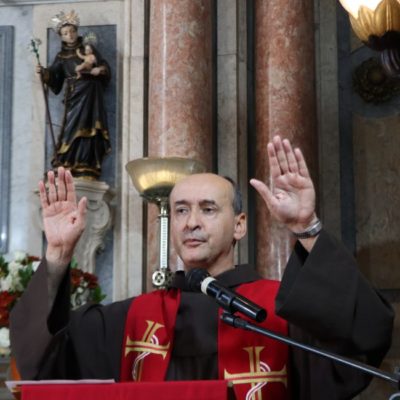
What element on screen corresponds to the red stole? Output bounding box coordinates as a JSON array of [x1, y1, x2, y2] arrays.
[[120, 280, 289, 400], [219, 280, 289, 400], [120, 289, 180, 382]]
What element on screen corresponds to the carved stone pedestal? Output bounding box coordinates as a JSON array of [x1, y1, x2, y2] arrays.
[[72, 179, 114, 274]]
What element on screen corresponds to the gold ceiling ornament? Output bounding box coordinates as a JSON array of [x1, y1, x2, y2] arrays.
[[349, 0, 400, 42], [339, 0, 400, 76]]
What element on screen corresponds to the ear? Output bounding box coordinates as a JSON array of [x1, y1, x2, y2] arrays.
[[233, 212, 247, 242]]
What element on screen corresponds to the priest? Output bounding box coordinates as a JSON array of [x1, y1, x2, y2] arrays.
[[10, 136, 394, 400]]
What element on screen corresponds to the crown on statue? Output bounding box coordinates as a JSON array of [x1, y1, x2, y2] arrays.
[[51, 10, 80, 33], [83, 32, 98, 46]]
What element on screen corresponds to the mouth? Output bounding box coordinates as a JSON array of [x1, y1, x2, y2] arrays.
[[183, 238, 205, 247]]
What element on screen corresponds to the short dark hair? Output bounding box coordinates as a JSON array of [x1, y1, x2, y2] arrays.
[[59, 24, 78, 35], [223, 176, 243, 215]]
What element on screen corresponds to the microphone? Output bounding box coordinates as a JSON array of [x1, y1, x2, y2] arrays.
[[185, 268, 267, 322]]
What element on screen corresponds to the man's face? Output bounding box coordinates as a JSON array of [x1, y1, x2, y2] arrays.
[[60, 25, 78, 45], [170, 174, 246, 276]]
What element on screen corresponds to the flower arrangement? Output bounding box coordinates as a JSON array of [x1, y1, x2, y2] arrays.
[[69, 258, 106, 308], [0, 252, 106, 355]]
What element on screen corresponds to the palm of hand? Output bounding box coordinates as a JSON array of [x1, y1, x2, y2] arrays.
[[43, 201, 84, 248], [270, 173, 315, 225]]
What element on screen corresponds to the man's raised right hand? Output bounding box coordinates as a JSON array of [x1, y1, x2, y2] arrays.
[[38, 166, 87, 271]]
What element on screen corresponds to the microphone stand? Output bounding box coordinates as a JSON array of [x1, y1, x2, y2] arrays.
[[221, 313, 400, 399]]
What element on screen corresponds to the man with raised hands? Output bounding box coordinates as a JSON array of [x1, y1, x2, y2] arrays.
[[11, 136, 393, 400]]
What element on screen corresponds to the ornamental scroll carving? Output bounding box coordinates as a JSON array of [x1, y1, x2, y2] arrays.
[[73, 179, 114, 274]]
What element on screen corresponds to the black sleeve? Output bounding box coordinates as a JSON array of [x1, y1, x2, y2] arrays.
[[10, 260, 132, 380], [10, 259, 65, 379], [45, 55, 65, 95], [275, 230, 394, 400], [37, 299, 132, 381]]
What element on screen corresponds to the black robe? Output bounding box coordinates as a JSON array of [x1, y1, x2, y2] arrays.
[[10, 231, 394, 399]]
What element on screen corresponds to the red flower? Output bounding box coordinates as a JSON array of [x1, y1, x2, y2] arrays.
[[0, 308, 10, 327], [27, 255, 40, 263], [70, 268, 83, 288], [83, 272, 98, 289], [0, 291, 18, 327], [0, 291, 18, 309]]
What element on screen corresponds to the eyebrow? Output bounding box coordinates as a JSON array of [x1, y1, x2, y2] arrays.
[[172, 199, 218, 207], [199, 200, 218, 208]]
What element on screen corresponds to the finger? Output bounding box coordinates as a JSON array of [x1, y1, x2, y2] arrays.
[[294, 148, 310, 178], [38, 180, 49, 209], [282, 139, 299, 174], [57, 167, 67, 201], [250, 179, 279, 211], [267, 142, 282, 179], [272, 136, 289, 174], [76, 197, 87, 227], [47, 170, 57, 204], [65, 169, 77, 204]]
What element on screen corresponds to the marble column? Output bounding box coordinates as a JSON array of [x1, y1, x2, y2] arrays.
[[146, 0, 213, 290], [254, 0, 318, 279], [115, 0, 146, 300]]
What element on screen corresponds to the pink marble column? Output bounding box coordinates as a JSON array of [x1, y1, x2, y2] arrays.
[[254, 0, 318, 279], [146, 0, 213, 291]]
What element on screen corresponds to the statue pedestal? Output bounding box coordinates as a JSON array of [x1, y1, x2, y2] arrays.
[[73, 179, 114, 274]]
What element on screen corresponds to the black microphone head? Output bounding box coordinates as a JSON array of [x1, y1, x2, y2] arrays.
[[185, 268, 210, 292]]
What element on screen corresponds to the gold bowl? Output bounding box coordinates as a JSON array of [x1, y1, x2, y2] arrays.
[[125, 157, 207, 203]]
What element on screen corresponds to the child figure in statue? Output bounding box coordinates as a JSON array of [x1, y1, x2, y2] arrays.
[[36, 11, 111, 179], [75, 44, 97, 79]]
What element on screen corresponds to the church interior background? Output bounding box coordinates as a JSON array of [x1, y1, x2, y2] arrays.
[[1, 0, 400, 398]]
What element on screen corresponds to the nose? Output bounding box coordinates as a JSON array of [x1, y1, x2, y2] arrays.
[[185, 209, 200, 230]]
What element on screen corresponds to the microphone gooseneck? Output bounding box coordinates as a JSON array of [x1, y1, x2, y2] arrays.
[[185, 268, 267, 322]]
